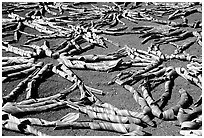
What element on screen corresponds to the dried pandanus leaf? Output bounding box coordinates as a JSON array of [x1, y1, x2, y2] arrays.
[[125, 45, 160, 61], [2, 56, 31, 61], [43, 3, 58, 15], [17, 112, 80, 127], [180, 130, 202, 136], [72, 101, 155, 128], [133, 88, 152, 115], [80, 107, 143, 125], [2, 63, 34, 75], [162, 88, 192, 121], [166, 29, 185, 37], [175, 67, 202, 89], [64, 44, 95, 57], [166, 52, 201, 63], [23, 20, 55, 34], [60, 54, 120, 62], [177, 88, 192, 108], [2, 21, 18, 32], [53, 63, 102, 105], [2, 120, 49, 136], [70, 38, 83, 51], [41, 40, 53, 57], [84, 104, 154, 127], [177, 107, 200, 126], [168, 9, 180, 20], [162, 105, 180, 121], [159, 80, 172, 102], [78, 26, 112, 48], [52, 41, 75, 58], [194, 95, 202, 107], [115, 80, 151, 116], [24, 34, 68, 45], [2, 112, 48, 136], [141, 83, 162, 118], [187, 62, 202, 77], [181, 106, 202, 117], [2, 57, 35, 66], [111, 65, 166, 86], [141, 34, 164, 44], [2, 41, 37, 57], [130, 62, 151, 67], [76, 79, 102, 105], [7, 3, 40, 10], [17, 84, 78, 106], [22, 44, 44, 57], [129, 61, 161, 82], [59, 55, 123, 72], [3, 66, 42, 105], [3, 62, 44, 82], [55, 121, 146, 136], [13, 21, 22, 42], [25, 63, 53, 99], [155, 31, 193, 44], [181, 115, 202, 130], [52, 63, 104, 95], [2, 99, 68, 115], [154, 66, 177, 105], [192, 31, 202, 46]]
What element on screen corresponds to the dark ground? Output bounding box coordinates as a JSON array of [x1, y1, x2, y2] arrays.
[[2, 2, 202, 136]]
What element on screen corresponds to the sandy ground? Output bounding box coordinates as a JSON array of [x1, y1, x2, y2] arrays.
[[2, 2, 202, 136]]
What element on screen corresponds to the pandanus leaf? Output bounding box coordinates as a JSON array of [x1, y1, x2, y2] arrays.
[[59, 112, 80, 123]]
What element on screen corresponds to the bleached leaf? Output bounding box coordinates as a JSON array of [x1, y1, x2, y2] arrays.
[[59, 112, 80, 123]]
